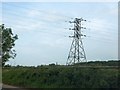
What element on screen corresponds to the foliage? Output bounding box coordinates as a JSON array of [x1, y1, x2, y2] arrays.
[[0, 24, 18, 66], [74, 60, 119, 66], [2, 61, 119, 88]]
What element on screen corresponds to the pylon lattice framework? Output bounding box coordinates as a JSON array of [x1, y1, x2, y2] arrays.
[[66, 18, 87, 65]]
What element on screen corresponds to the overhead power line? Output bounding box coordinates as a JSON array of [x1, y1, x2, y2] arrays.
[[2, 3, 72, 19], [3, 3, 117, 31], [2, 4, 117, 44], [66, 18, 87, 65]]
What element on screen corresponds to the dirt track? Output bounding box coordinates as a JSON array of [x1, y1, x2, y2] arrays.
[[2, 84, 27, 90], [2, 84, 18, 88]]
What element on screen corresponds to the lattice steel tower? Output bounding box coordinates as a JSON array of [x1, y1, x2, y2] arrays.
[[66, 18, 87, 65]]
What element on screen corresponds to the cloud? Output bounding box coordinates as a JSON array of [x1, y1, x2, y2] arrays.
[[43, 13, 65, 22], [87, 18, 117, 31], [109, 8, 118, 16], [106, 3, 118, 16], [3, 2, 118, 66], [27, 8, 68, 23], [4, 17, 48, 33], [84, 18, 118, 42], [87, 18, 110, 32], [27, 9, 41, 17]]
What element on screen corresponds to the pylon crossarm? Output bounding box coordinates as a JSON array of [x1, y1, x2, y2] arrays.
[[66, 18, 87, 65]]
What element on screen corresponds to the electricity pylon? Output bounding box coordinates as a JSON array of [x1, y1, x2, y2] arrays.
[[66, 18, 87, 65]]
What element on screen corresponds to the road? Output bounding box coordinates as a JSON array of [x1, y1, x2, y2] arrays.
[[2, 84, 27, 90]]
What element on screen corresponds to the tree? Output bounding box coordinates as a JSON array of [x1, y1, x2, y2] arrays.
[[0, 24, 18, 66]]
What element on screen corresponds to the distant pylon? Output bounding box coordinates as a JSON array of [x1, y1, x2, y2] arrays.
[[66, 18, 87, 65]]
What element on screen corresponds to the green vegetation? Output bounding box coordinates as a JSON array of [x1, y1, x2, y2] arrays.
[[74, 60, 119, 66], [0, 68, 2, 83], [2, 60, 120, 88], [0, 24, 18, 66]]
